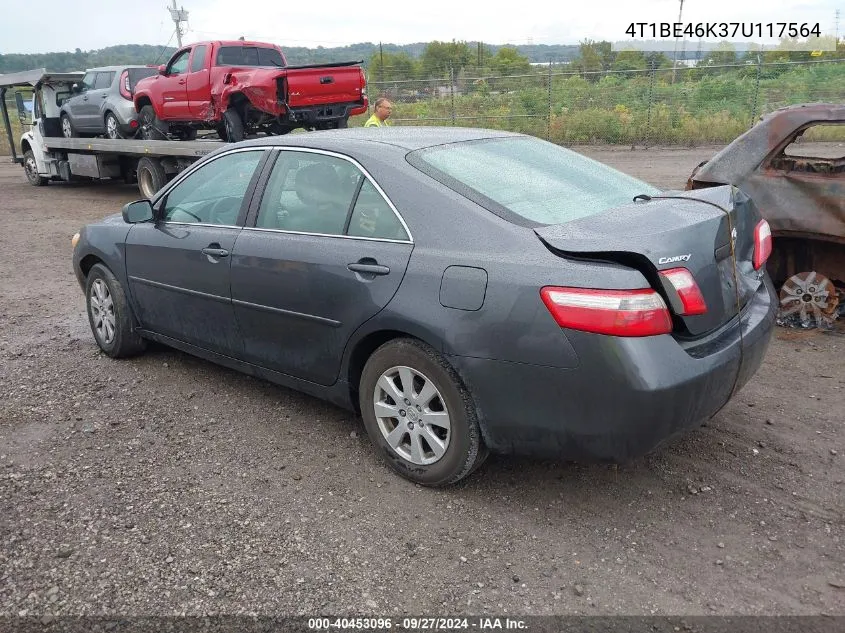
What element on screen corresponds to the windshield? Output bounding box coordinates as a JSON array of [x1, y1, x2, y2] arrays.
[[408, 136, 660, 226], [215, 46, 284, 67]]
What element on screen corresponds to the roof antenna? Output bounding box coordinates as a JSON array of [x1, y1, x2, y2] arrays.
[[238, 36, 245, 41]]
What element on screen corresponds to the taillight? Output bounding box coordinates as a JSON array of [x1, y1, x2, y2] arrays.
[[753, 219, 772, 270], [119, 70, 131, 99], [540, 287, 673, 337], [658, 267, 707, 315]]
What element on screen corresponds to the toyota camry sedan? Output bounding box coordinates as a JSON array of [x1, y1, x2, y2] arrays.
[[71, 127, 777, 486]]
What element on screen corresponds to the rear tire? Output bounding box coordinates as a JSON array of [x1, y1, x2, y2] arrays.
[[104, 112, 123, 139], [85, 263, 146, 358], [136, 157, 167, 199], [23, 150, 48, 186], [138, 105, 168, 140], [359, 338, 488, 486], [222, 108, 245, 142]]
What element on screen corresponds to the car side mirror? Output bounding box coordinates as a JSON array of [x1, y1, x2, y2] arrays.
[[122, 199, 154, 224], [158, 64, 167, 75]]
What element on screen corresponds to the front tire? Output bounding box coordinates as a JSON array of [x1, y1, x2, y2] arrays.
[[359, 338, 488, 486], [138, 105, 168, 140], [85, 264, 146, 358], [23, 150, 48, 186], [61, 114, 76, 138]]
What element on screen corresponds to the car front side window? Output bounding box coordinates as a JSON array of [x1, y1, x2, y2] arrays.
[[79, 73, 96, 93], [162, 150, 263, 226], [167, 50, 191, 76]]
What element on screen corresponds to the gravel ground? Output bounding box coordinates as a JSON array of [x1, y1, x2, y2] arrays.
[[0, 146, 843, 618]]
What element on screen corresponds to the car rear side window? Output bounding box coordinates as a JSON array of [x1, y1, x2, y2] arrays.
[[347, 180, 409, 241], [162, 150, 263, 225], [408, 137, 660, 226], [190, 45, 207, 73], [215, 46, 284, 67], [256, 152, 361, 236]]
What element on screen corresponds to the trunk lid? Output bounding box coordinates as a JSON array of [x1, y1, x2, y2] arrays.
[[535, 185, 762, 336]]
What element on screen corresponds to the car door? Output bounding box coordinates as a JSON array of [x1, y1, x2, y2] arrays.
[[230, 149, 414, 385], [186, 44, 212, 117], [159, 48, 192, 119], [85, 71, 114, 132], [125, 148, 269, 355], [65, 72, 96, 129]]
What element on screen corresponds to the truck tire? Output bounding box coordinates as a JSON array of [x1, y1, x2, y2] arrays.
[[138, 105, 168, 140], [23, 150, 48, 186], [222, 109, 245, 143], [136, 157, 167, 199]]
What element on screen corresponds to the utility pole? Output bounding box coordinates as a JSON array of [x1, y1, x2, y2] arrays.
[[168, 0, 189, 48], [836, 9, 841, 44], [671, 0, 685, 83]]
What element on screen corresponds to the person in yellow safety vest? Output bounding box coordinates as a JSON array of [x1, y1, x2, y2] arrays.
[[364, 98, 393, 127]]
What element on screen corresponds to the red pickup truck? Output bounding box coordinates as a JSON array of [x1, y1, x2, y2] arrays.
[[132, 40, 368, 141]]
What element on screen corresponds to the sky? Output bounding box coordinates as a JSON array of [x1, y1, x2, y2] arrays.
[[0, 0, 840, 54]]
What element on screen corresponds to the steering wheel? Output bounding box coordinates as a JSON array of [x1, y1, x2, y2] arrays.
[[169, 207, 203, 223], [208, 197, 237, 225]]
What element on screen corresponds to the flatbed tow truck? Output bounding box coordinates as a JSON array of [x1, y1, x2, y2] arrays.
[[1, 68, 225, 197]]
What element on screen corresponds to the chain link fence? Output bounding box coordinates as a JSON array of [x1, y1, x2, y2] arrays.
[[2, 59, 843, 156], [357, 58, 845, 146]]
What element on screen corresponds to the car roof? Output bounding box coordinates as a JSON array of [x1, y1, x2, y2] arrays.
[[235, 126, 524, 153], [691, 102, 845, 184], [85, 65, 153, 73]]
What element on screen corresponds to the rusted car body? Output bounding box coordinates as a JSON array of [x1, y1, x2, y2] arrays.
[[686, 103, 844, 326]]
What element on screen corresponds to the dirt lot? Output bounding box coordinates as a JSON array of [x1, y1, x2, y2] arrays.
[[0, 145, 843, 618]]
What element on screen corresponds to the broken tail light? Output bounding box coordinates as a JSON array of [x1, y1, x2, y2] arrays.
[[753, 219, 772, 270], [658, 267, 708, 316], [540, 287, 673, 337]]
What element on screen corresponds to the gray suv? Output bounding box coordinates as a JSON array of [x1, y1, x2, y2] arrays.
[[60, 65, 158, 139]]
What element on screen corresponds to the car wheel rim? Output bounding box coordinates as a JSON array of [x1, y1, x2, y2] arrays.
[[89, 279, 116, 345], [62, 118, 71, 137], [373, 366, 451, 466], [138, 168, 154, 198], [106, 116, 119, 139], [24, 156, 38, 181]]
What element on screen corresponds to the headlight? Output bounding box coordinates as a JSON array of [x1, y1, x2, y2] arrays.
[[72, 232, 80, 249]]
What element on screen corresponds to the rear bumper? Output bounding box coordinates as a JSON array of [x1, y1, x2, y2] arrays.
[[282, 101, 364, 125], [449, 277, 777, 461]]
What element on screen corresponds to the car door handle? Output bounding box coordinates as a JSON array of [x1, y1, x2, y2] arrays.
[[82, 97, 89, 101], [202, 247, 229, 258], [347, 262, 390, 275], [101, 94, 108, 98], [178, 79, 186, 85]]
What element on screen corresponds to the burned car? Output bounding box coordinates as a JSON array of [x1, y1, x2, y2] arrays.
[[687, 103, 845, 328]]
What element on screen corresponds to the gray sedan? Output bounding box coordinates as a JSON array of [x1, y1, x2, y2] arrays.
[[60, 65, 158, 139], [71, 128, 777, 486]]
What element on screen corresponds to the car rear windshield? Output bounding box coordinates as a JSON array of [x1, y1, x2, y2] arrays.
[[215, 46, 284, 67], [408, 137, 660, 226]]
